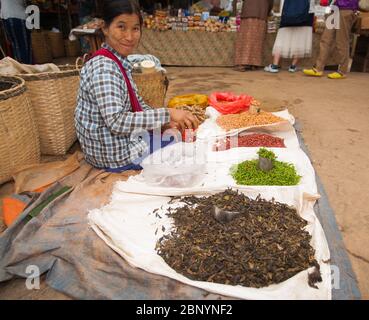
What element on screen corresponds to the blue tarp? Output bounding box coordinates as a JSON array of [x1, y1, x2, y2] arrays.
[[0, 122, 361, 299]]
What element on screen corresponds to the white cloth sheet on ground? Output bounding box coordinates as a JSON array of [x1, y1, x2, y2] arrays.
[[115, 147, 317, 197], [88, 188, 331, 300], [88, 108, 332, 299]]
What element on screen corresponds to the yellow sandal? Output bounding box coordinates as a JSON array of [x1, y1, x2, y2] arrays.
[[327, 72, 346, 79], [303, 67, 323, 77]]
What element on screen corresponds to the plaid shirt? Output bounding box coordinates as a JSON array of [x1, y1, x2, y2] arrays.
[[75, 43, 170, 169]]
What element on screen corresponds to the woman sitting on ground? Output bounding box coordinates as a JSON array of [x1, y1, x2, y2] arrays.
[[75, 0, 199, 173]]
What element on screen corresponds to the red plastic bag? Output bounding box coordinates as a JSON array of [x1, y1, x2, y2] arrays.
[[320, 0, 329, 6], [209, 92, 253, 114]]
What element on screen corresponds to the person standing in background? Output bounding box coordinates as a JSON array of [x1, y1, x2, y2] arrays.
[[303, 0, 359, 79], [264, 0, 315, 73], [234, 0, 274, 71], [0, 0, 32, 64]]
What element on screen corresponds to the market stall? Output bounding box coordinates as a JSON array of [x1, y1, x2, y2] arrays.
[[70, 2, 346, 68], [0, 74, 361, 300], [135, 29, 338, 67], [0, 0, 364, 301], [137, 29, 236, 66], [70, 25, 340, 67]]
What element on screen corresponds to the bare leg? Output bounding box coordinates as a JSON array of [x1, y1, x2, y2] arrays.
[[292, 57, 298, 66], [273, 53, 281, 66]]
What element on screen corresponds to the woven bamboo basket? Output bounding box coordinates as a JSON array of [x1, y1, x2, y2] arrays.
[[47, 32, 65, 58], [0, 76, 40, 184], [19, 66, 80, 155], [31, 31, 52, 64], [132, 71, 169, 108], [64, 39, 81, 57]]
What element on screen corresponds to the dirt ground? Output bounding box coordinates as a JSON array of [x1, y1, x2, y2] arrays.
[[0, 67, 368, 299]]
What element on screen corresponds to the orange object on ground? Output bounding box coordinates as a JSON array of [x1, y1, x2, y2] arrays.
[[2, 197, 28, 227]]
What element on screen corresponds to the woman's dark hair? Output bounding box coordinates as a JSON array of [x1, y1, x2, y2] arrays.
[[102, 0, 143, 27]]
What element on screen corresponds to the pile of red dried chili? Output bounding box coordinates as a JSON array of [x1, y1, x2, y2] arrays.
[[213, 133, 286, 151]]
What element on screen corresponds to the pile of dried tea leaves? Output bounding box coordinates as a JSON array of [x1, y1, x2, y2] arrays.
[[155, 189, 321, 288]]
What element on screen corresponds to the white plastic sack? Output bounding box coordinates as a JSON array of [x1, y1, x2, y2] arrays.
[[140, 142, 207, 188], [88, 187, 331, 300], [0, 57, 60, 76]]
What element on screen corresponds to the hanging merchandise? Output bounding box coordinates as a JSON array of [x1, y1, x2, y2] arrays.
[[208, 92, 253, 114]]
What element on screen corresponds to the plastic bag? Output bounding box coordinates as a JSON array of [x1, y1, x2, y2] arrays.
[[140, 142, 207, 188], [208, 92, 253, 114], [168, 94, 208, 108]]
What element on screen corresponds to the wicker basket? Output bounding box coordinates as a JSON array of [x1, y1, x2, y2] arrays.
[[132, 71, 169, 108], [47, 32, 65, 58], [31, 31, 52, 64], [19, 66, 80, 155], [0, 76, 40, 184], [65, 39, 81, 57]]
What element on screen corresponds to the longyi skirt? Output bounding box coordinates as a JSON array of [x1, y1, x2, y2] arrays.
[[235, 18, 267, 67]]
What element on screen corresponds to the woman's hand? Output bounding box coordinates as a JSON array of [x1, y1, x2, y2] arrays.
[[168, 109, 199, 132], [162, 121, 179, 131], [161, 121, 182, 142]]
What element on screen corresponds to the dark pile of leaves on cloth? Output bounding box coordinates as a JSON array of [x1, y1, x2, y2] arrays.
[[155, 189, 322, 288]]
